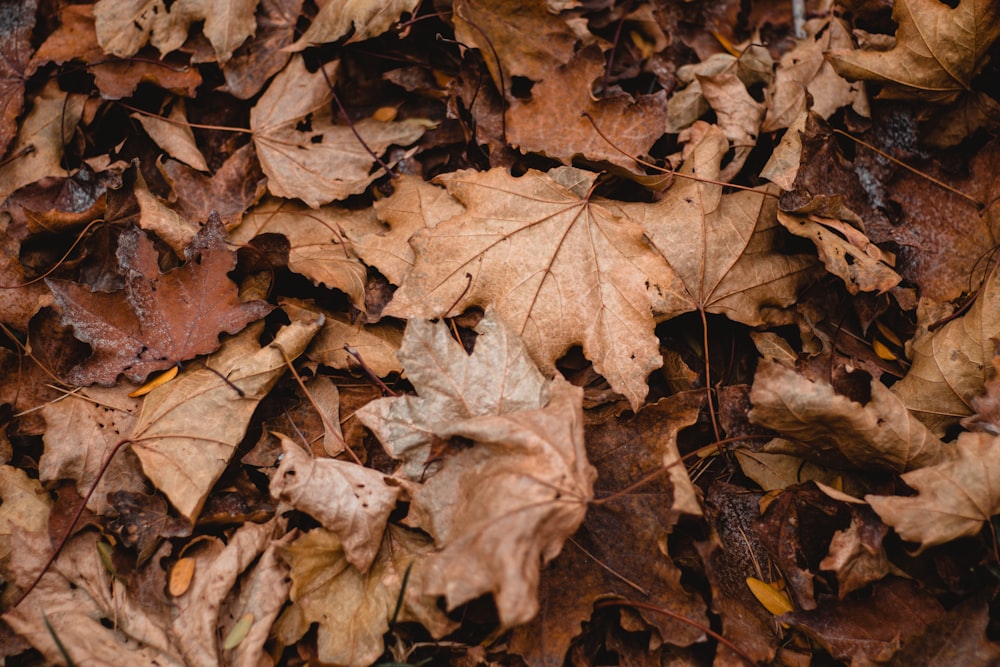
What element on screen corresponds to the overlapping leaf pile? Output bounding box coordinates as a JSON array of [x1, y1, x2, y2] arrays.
[[2, 0, 1000, 665]]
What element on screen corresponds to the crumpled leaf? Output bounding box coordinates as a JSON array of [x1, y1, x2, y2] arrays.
[[47, 215, 274, 386], [406, 376, 594, 628], [275, 525, 451, 667], [220, 0, 301, 99], [748, 359, 949, 472], [250, 56, 427, 207], [358, 309, 552, 478], [964, 355, 1000, 434], [269, 435, 400, 571], [867, 432, 1000, 550], [634, 123, 822, 327], [0, 0, 35, 160], [891, 265, 1000, 435], [306, 309, 404, 377], [129, 309, 322, 521], [134, 101, 209, 172], [93, 0, 260, 63], [232, 197, 368, 307], [695, 69, 764, 180], [288, 0, 419, 50], [383, 167, 681, 409], [826, 0, 1000, 104]]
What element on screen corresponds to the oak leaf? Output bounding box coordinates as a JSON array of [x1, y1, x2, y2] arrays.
[[826, 0, 1000, 103], [93, 0, 259, 64], [288, 0, 419, 50], [748, 360, 949, 472], [269, 435, 400, 571], [383, 168, 681, 408], [47, 215, 274, 387], [867, 432, 1000, 550], [250, 56, 427, 207], [128, 309, 322, 521], [891, 265, 1000, 435]]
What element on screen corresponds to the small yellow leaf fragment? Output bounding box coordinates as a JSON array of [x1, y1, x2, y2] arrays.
[[223, 612, 254, 650], [373, 106, 398, 122], [129, 365, 179, 397], [746, 576, 793, 616], [872, 337, 897, 361], [169, 557, 196, 597], [875, 320, 903, 347], [96, 539, 117, 577]]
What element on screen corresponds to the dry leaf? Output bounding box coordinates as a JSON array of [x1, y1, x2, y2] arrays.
[[0, 1, 35, 160], [383, 167, 681, 408], [891, 265, 1000, 435], [134, 102, 209, 172], [867, 432, 1000, 550], [696, 69, 764, 180], [129, 310, 322, 521], [406, 376, 594, 628], [306, 309, 404, 377], [748, 360, 949, 472], [288, 0, 419, 50], [250, 56, 427, 206], [269, 435, 400, 571], [47, 215, 274, 386], [93, 0, 260, 63], [232, 197, 368, 307], [220, 0, 301, 99], [826, 0, 1000, 103]]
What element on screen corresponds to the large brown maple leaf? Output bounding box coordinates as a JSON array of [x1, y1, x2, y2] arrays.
[[47, 215, 273, 386]]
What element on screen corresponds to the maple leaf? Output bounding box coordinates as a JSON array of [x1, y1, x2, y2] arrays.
[[633, 123, 822, 326], [93, 0, 260, 64], [748, 360, 949, 472], [220, 0, 301, 99], [269, 435, 400, 571], [305, 307, 404, 377], [383, 167, 681, 408], [275, 525, 452, 667], [128, 308, 322, 521], [826, 0, 1000, 104], [891, 265, 1000, 435], [287, 0, 419, 50], [232, 197, 368, 308], [866, 432, 1000, 550], [47, 215, 274, 387], [250, 55, 427, 207]]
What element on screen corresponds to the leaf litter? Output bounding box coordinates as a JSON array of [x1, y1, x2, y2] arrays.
[[2, 0, 1000, 665]]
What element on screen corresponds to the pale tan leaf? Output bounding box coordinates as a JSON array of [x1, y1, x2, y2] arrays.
[[307, 310, 404, 377], [696, 70, 764, 179], [93, 0, 259, 63], [0, 81, 84, 200], [0, 466, 50, 605], [406, 377, 594, 628], [134, 168, 199, 255], [383, 167, 682, 408], [892, 265, 1000, 435], [867, 432, 1000, 550], [288, 0, 419, 50], [748, 360, 950, 472], [269, 435, 400, 571], [130, 312, 322, 521], [357, 309, 551, 478], [233, 197, 368, 307], [826, 0, 1000, 103], [39, 386, 144, 513], [134, 102, 209, 172], [250, 56, 426, 206]]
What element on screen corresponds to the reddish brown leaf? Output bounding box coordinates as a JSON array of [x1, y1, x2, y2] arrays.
[[47, 214, 273, 386], [0, 0, 35, 160]]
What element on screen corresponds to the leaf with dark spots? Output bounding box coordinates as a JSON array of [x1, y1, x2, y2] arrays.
[[47, 214, 273, 386]]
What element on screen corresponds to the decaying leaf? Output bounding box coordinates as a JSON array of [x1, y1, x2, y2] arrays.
[[269, 435, 400, 571], [48, 215, 274, 386], [288, 0, 419, 50], [0, 0, 35, 160], [827, 0, 1000, 103], [129, 309, 322, 521]]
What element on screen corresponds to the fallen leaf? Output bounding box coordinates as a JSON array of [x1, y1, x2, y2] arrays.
[[964, 355, 1000, 434], [827, 0, 1000, 103], [819, 507, 891, 598], [269, 435, 400, 571], [886, 596, 1000, 666], [250, 56, 427, 207], [135, 102, 209, 172], [749, 360, 949, 472], [93, 0, 260, 63], [0, 465, 50, 606], [780, 577, 945, 665], [0, 0, 35, 159], [305, 309, 404, 377], [891, 265, 1000, 435], [695, 69, 764, 180], [232, 198, 368, 308], [383, 167, 682, 408], [106, 490, 192, 565], [288, 0, 419, 50], [506, 45, 670, 173], [220, 0, 302, 99], [275, 525, 451, 667], [0, 212, 50, 330], [47, 215, 274, 386], [128, 309, 321, 521], [866, 431, 1000, 550], [406, 376, 594, 628]]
